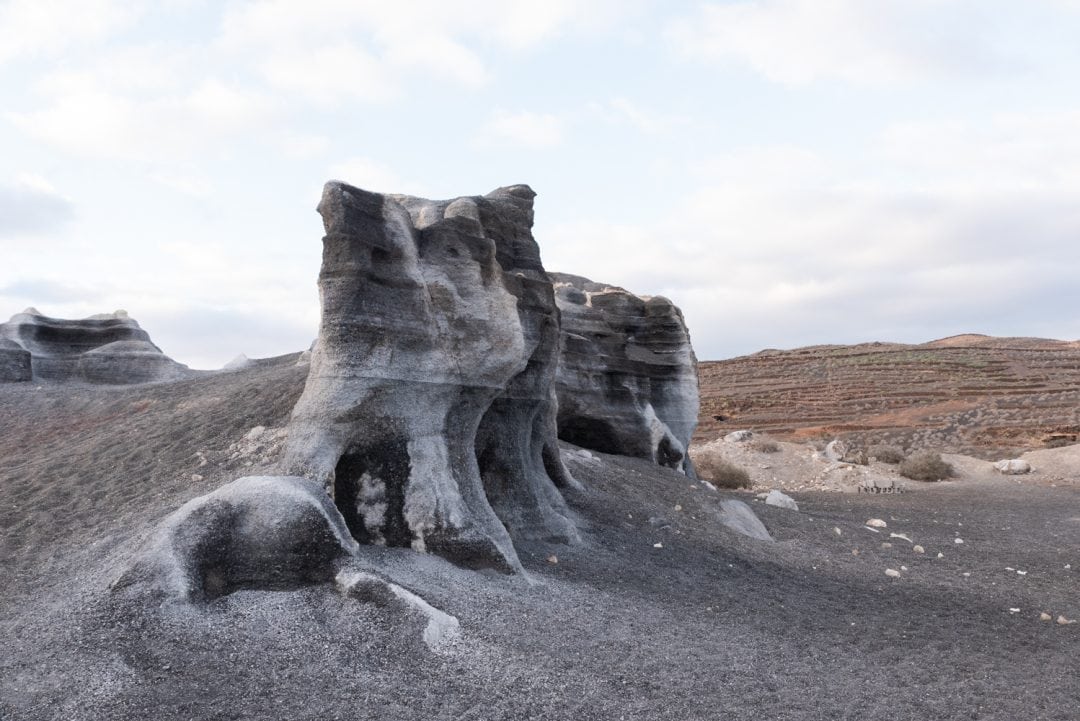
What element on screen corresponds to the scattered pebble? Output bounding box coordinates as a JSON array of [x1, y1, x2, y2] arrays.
[[1040, 612, 1053, 622], [937, 552, 945, 559], [889, 532, 913, 543], [1057, 616, 1076, 626], [851, 549, 859, 556], [1009, 608, 1020, 614], [1016, 570, 1027, 576], [885, 568, 901, 578], [954, 538, 964, 545], [674, 504, 683, 512], [547, 555, 558, 564], [653, 542, 663, 549], [1006, 567, 1015, 571], [881, 542, 893, 549], [962, 572, 971, 577], [866, 519, 888, 528], [191, 474, 203, 482], [833, 527, 842, 536], [900, 565, 908, 571], [913, 545, 925, 554]]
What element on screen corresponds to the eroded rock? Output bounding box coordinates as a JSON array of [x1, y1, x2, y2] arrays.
[[282, 181, 576, 573], [0, 308, 189, 384], [551, 273, 699, 476]]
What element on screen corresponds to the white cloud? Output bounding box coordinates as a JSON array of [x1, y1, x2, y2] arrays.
[[542, 109, 1080, 358], [0, 0, 141, 64], [478, 110, 567, 148], [327, 157, 430, 196], [0, 175, 75, 237], [667, 0, 1023, 85]]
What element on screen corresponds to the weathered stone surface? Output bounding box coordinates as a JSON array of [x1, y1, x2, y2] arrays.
[[0, 308, 188, 384], [0, 338, 31, 382], [993, 459, 1032, 475], [764, 489, 798, 511], [282, 181, 576, 573], [551, 273, 699, 476], [114, 475, 360, 601], [718, 499, 773, 541]]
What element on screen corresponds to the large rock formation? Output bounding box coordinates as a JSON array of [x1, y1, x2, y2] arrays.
[[0, 338, 31, 382], [282, 181, 577, 573], [0, 308, 189, 384], [551, 273, 699, 476]]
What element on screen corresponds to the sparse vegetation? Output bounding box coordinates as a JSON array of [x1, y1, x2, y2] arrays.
[[696, 457, 752, 489], [899, 451, 956, 481], [751, 439, 781, 453], [868, 444, 905, 464], [1045, 437, 1075, 449], [842, 449, 869, 466]]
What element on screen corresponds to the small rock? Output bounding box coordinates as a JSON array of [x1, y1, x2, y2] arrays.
[[866, 518, 888, 528], [765, 490, 798, 511], [962, 572, 971, 577], [851, 549, 859, 556], [653, 542, 663, 549], [191, 474, 204, 482], [881, 542, 893, 549], [993, 459, 1032, 475], [954, 538, 964, 544], [885, 568, 901, 578], [913, 545, 925, 554], [833, 527, 842, 536], [889, 532, 913, 543], [547, 555, 558, 564], [900, 565, 908, 571], [1016, 570, 1027, 576], [1040, 612, 1053, 622], [674, 504, 683, 512], [1009, 608, 1020, 614], [1057, 615, 1077, 625], [937, 552, 945, 559], [724, 430, 754, 443]]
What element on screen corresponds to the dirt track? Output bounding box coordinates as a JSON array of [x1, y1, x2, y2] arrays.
[[1, 358, 1078, 720]]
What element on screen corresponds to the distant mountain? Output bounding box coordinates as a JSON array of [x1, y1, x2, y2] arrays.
[[696, 335, 1080, 459]]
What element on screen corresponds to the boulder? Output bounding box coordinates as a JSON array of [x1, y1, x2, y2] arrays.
[[993, 459, 1032, 475], [764, 489, 799, 511], [718, 499, 772, 541], [824, 439, 847, 462], [0, 308, 188, 384], [282, 181, 576, 573], [724, 430, 754, 443], [113, 475, 360, 601], [551, 273, 700, 476]]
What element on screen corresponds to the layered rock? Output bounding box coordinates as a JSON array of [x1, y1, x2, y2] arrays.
[[551, 273, 699, 476], [282, 181, 576, 573], [0, 338, 31, 382], [0, 308, 189, 384]]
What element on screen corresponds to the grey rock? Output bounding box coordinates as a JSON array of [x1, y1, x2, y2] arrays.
[[764, 489, 799, 511], [718, 499, 772, 541], [282, 181, 576, 573], [0, 338, 31, 381], [0, 308, 189, 384], [223, 353, 253, 370], [724, 430, 754, 443], [993, 459, 1032, 475], [824, 439, 847, 462], [113, 475, 360, 601], [551, 273, 700, 477]]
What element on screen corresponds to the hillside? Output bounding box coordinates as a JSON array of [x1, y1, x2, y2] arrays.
[[697, 335, 1080, 459]]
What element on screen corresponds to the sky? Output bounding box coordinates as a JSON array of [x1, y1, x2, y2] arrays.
[[2, 0, 1080, 369]]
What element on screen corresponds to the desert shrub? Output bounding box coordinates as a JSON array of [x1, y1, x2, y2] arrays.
[[868, 444, 905, 464], [751, 439, 781, 453], [696, 457, 752, 489], [899, 451, 955, 481], [1045, 437, 1075, 449], [843, 449, 869, 466]]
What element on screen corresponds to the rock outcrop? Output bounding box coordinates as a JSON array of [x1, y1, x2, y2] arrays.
[[0, 338, 31, 382], [551, 273, 699, 476], [0, 308, 189, 384], [282, 181, 577, 573]]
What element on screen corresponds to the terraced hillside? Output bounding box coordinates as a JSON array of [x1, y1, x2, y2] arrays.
[[697, 334, 1080, 459]]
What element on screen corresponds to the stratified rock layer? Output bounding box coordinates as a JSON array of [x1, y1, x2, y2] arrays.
[[0, 308, 189, 384], [551, 273, 699, 476], [282, 181, 576, 573], [0, 338, 31, 382]]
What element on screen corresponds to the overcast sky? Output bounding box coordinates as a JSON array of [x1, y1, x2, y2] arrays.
[[2, 0, 1080, 369]]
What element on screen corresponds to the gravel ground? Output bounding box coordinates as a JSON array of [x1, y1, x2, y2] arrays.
[[1, 359, 1078, 720]]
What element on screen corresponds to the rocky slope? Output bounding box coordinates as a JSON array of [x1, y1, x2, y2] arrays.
[[698, 334, 1080, 459]]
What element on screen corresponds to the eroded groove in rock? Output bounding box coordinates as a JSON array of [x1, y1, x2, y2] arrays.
[[551, 273, 700, 477], [283, 181, 577, 572], [0, 308, 190, 384]]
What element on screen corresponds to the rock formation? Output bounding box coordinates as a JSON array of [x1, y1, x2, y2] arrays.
[[0, 338, 31, 382], [551, 273, 700, 476], [0, 308, 189, 384], [282, 181, 577, 573]]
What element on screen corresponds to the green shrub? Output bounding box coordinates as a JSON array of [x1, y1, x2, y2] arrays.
[[697, 457, 752, 489], [751, 439, 781, 453], [868, 444, 905, 464], [899, 451, 955, 481]]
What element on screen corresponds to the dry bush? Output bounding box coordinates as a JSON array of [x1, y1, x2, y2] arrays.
[[843, 449, 869, 466], [868, 444, 905, 464], [899, 451, 955, 482], [696, 457, 752, 489], [751, 439, 781, 453], [1045, 437, 1075, 449]]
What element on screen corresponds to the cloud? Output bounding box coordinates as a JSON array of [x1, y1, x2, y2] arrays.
[[327, 157, 430, 197], [0, 278, 108, 304], [666, 0, 1030, 85], [0, 0, 141, 64], [477, 109, 567, 148], [541, 109, 1080, 358], [0, 176, 75, 237]]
